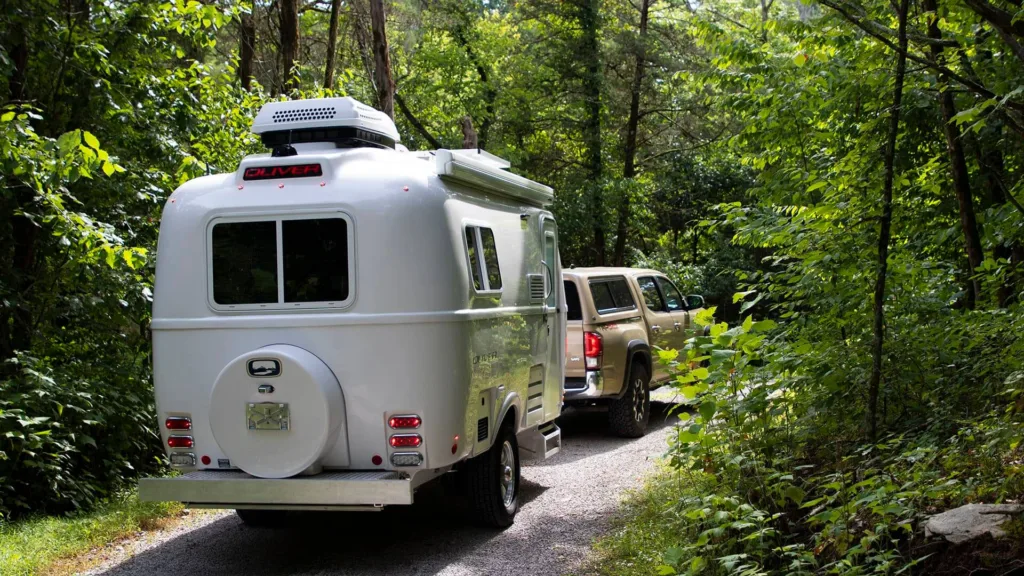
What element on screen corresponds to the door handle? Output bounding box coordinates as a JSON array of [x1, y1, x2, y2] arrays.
[[673, 322, 681, 331], [651, 325, 661, 333]]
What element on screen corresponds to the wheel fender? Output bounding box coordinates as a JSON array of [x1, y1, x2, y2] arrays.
[[615, 340, 652, 399], [497, 391, 522, 435]]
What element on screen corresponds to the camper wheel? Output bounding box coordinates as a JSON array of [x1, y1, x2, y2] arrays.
[[464, 418, 520, 528]]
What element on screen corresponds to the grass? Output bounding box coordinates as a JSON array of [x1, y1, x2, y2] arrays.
[[587, 468, 701, 576], [0, 493, 184, 576]]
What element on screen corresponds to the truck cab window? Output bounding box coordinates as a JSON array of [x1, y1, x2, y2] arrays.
[[636, 276, 664, 311], [465, 225, 502, 292], [589, 277, 636, 314], [655, 277, 687, 312]]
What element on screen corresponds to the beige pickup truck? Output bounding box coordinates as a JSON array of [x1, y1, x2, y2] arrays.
[[562, 268, 706, 437]]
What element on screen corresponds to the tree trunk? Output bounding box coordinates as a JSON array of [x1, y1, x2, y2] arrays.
[[924, 0, 984, 308], [324, 0, 342, 89], [280, 0, 300, 93], [580, 0, 605, 265], [8, 28, 28, 102], [868, 0, 908, 443], [461, 116, 478, 149], [369, 0, 395, 119], [973, 123, 1017, 306], [612, 0, 651, 266], [239, 12, 256, 91]]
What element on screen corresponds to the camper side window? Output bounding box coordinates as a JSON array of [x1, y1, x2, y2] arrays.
[[464, 225, 502, 292]]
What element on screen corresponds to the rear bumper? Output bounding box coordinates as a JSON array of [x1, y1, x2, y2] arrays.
[[139, 470, 413, 508], [564, 370, 603, 399]]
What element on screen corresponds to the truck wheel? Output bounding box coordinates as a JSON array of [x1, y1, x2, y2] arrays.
[[609, 363, 650, 438], [464, 420, 520, 528], [236, 509, 285, 527]]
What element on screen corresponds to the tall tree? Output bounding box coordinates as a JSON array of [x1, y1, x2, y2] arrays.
[[580, 0, 605, 265], [239, 11, 256, 91], [324, 0, 343, 89], [370, 0, 395, 119], [868, 0, 909, 442], [280, 0, 300, 93], [612, 0, 652, 266], [923, 0, 984, 307]]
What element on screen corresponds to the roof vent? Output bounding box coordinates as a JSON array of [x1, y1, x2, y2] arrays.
[[252, 97, 400, 150]]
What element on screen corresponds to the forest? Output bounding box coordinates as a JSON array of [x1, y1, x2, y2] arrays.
[[1, 0, 1024, 573]]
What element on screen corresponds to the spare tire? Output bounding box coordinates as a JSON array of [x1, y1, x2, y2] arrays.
[[209, 345, 345, 478]]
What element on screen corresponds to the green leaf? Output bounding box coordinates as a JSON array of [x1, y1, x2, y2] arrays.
[[83, 130, 100, 150], [0, 111, 14, 122], [102, 161, 115, 177], [794, 53, 808, 66], [699, 400, 716, 421]]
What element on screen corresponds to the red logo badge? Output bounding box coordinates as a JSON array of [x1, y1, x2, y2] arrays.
[[242, 164, 323, 181]]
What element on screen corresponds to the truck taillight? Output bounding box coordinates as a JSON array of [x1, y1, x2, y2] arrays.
[[389, 434, 422, 448], [167, 435, 194, 448], [388, 415, 422, 429], [165, 416, 192, 430], [584, 332, 603, 369]]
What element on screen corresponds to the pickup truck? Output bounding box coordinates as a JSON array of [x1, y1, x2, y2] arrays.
[[562, 268, 706, 437]]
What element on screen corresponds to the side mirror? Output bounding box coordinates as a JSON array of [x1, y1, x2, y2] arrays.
[[686, 295, 705, 311]]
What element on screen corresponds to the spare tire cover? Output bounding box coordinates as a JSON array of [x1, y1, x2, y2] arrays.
[[209, 345, 345, 478]]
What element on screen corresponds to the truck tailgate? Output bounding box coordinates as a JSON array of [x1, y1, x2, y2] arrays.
[[565, 321, 585, 379]]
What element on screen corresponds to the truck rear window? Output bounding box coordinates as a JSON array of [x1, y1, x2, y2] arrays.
[[589, 277, 636, 315], [210, 216, 350, 308]]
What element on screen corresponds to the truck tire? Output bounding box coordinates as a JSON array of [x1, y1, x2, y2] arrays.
[[609, 363, 650, 438], [235, 509, 286, 527], [464, 419, 520, 528]]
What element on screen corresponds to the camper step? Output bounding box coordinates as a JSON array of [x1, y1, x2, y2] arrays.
[[517, 422, 562, 461], [139, 470, 413, 508]]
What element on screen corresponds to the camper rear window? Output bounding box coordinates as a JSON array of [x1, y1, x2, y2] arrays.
[[589, 277, 637, 315], [210, 216, 350, 308]]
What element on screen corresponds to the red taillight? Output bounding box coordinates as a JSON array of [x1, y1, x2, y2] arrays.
[[389, 434, 422, 448], [584, 331, 603, 369], [167, 435, 194, 448], [388, 415, 422, 429], [165, 416, 192, 430]]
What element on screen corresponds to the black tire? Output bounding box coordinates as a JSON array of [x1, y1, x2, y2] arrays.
[[235, 509, 286, 527], [464, 419, 520, 528], [609, 363, 651, 438]]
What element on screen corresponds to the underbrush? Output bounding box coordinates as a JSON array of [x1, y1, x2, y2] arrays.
[[0, 491, 183, 576], [599, 303, 1024, 575]]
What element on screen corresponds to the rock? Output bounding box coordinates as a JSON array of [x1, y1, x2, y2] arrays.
[[923, 503, 1024, 545]]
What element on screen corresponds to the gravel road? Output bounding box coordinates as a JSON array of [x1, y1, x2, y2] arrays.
[[85, 397, 680, 576]]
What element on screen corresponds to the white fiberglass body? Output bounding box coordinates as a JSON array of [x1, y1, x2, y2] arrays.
[[140, 98, 564, 514]]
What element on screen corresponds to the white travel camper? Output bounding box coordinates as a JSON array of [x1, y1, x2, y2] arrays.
[[138, 97, 565, 527]]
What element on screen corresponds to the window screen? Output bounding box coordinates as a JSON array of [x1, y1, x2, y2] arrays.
[[564, 280, 582, 321], [656, 277, 687, 311], [211, 221, 278, 305], [283, 218, 348, 302], [590, 277, 636, 314], [480, 228, 502, 290], [637, 276, 664, 311]]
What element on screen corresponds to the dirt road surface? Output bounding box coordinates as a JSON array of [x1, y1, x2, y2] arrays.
[[86, 398, 680, 576]]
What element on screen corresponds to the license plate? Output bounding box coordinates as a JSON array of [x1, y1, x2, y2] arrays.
[[247, 402, 290, 431]]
